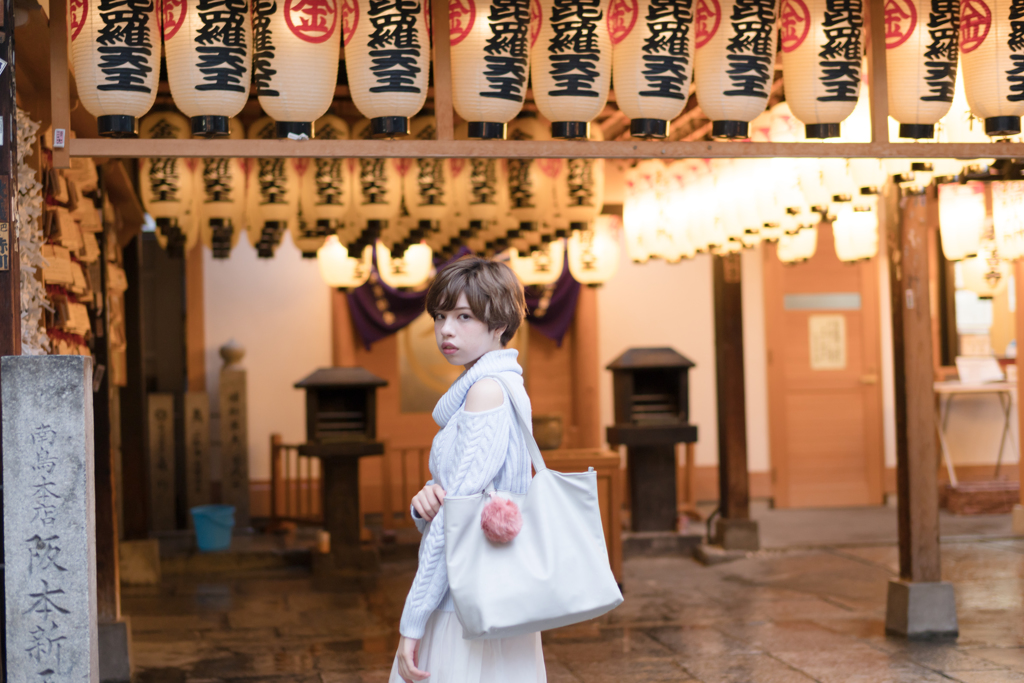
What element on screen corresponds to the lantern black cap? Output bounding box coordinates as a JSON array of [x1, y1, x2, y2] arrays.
[[468, 122, 507, 140], [276, 121, 313, 139], [805, 123, 840, 139], [570, 222, 588, 232], [418, 219, 440, 232], [520, 221, 538, 232], [371, 116, 409, 138], [860, 186, 879, 195], [191, 115, 230, 137], [97, 115, 138, 138], [712, 120, 748, 139], [899, 123, 935, 139], [986, 116, 1022, 137], [630, 119, 669, 139], [551, 121, 590, 139]]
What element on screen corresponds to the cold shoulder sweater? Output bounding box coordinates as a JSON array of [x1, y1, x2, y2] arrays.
[[398, 349, 533, 639]]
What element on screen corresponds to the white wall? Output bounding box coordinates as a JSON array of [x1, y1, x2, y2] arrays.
[[203, 233, 332, 482], [597, 241, 772, 473]]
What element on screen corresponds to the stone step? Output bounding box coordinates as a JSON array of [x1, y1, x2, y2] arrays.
[[623, 531, 704, 558]]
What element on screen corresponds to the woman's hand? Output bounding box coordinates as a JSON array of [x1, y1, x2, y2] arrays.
[[397, 636, 429, 682], [412, 483, 446, 521]]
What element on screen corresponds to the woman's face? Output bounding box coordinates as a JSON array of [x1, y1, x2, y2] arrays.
[[434, 292, 506, 368]]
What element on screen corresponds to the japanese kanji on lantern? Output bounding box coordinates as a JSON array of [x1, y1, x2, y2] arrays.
[[693, 0, 780, 139], [197, 118, 247, 258], [298, 114, 351, 255], [885, 0, 960, 139], [960, 0, 1024, 136], [531, 0, 613, 138], [69, 0, 160, 136], [344, 0, 431, 137], [450, 0, 533, 139], [139, 112, 196, 255], [402, 115, 454, 254], [611, 0, 695, 139], [556, 126, 606, 231], [163, 0, 252, 136], [779, 0, 863, 138], [507, 114, 559, 235], [350, 119, 403, 251], [246, 117, 301, 257], [252, 0, 341, 138]]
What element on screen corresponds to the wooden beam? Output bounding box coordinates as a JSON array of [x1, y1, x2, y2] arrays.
[[892, 190, 941, 583], [713, 253, 750, 520], [430, 0, 454, 141], [331, 290, 358, 367], [867, 0, 890, 144], [64, 137, 1024, 159], [49, 0, 71, 168]]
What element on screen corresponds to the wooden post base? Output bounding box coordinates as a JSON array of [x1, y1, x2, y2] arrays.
[[99, 618, 132, 683], [885, 580, 958, 639], [713, 518, 760, 551], [1013, 504, 1024, 536], [627, 444, 678, 532]]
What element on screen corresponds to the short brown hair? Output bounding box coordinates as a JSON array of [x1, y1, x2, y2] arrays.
[[426, 257, 526, 346]]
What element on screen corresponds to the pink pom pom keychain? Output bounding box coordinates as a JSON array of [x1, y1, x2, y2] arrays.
[[480, 493, 523, 543]]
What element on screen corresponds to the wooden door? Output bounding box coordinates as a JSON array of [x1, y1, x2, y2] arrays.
[[764, 224, 885, 508]]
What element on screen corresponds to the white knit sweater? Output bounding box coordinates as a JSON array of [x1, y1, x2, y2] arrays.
[[399, 349, 533, 639]]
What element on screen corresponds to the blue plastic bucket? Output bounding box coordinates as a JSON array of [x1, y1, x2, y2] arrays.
[[190, 505, 235, 552]]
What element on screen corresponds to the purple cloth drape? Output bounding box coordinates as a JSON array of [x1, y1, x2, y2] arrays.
[[347, 249, 580, 349]]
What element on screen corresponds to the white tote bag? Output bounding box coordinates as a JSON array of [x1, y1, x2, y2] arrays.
[[443, 376, 624, 640]]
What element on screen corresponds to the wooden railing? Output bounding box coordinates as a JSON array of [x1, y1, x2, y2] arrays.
[[270, 434, 322, 526]]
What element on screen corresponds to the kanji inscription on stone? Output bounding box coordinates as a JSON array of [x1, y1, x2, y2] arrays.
[[219, 368, 250, 527], [184, 392, 212, 517], [147, 393, 177, 531]]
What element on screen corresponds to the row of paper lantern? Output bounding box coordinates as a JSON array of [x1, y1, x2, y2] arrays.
[[137, 109, 619, 286], [68, 0, 1024, 142]]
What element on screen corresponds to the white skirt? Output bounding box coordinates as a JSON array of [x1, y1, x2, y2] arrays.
[[388, 610, 546, 683]]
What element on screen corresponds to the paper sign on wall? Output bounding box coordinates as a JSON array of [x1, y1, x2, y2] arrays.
[[809, 314, 847, 370]]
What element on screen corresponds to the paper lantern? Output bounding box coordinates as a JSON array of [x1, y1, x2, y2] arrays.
[[246, 117, 301, 256], [958, 0, 1024, 135], [693, 0, 779, 139], [375, 241, 434, 288], [163, 0, 252, 136], [344, 0, 430, 136], [400, 115, 454, 255], [611, 0, 695, 138], [507, 115, 560, 236], [554, 125, 605, 232], [832, 203, 878, 262], [885, 0, 960, 139], [780, 0, 862, 138], [623, 160, 664, 262], [450, 0, 532, 139], [938, 181, 986, 260], [531, 0, 612, 138], [69, 0, 159, 136], [451, 123, 512, 252], [197, 118, 247, 258], [318, 235, 373, 288], [350, 118, 404, 251], [298, 114, 352, 255], [252, 0, 341, 137], [992, 180, 1024, 260], [961, 247, 1010, 298], [777, 226, 818, 263], [139, 112, 196, 255], [568, 215, 621, 284], [509, 239, 565, 284]]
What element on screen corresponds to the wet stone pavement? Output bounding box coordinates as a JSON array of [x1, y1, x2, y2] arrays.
[[126, 539, 1024, 683]]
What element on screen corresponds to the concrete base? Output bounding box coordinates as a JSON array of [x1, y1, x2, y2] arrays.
[[99, 618, 132, 683], [623, 531, 703, 558], [885, 580, 958, 639], [714, 518, 760, 551], [1013, 504, 1024, 536], [119, 539, 161, 585], [694, 543, 750, 566]]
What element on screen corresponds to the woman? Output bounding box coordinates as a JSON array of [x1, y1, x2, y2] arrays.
[[389, 257, 546, 683]]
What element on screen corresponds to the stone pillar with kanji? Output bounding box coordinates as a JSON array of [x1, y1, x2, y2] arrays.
[[219, 340, 250, 528]]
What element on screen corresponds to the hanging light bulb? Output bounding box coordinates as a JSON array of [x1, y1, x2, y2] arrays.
[[992, 180, 1024, 261], [567, 215, 621, 284], [509, 239, 565, 285], [317, 235, 373, 289], [777, 226, 818, 263], [937, 181, 986, 261], [833, 202, 879, 262], [375, 241, 434, 289]]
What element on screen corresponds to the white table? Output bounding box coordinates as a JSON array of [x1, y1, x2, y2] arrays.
[[933, 380, 1017, 486]]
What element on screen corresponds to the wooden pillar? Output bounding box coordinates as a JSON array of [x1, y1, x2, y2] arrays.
[[572, 285, 601, 448], [186, 243, 206, 391], [332, 290, 358, 367], [1014, 261, 1024, 534], [48, 0, 71, 169], [712, 253, 758, 550], [120, 236, 150, 538], [0, 0, 20, 358], [884, 189, 957, 638]]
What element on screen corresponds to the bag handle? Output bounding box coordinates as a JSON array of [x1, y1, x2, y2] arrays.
[[481, 375, 547, 495]]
